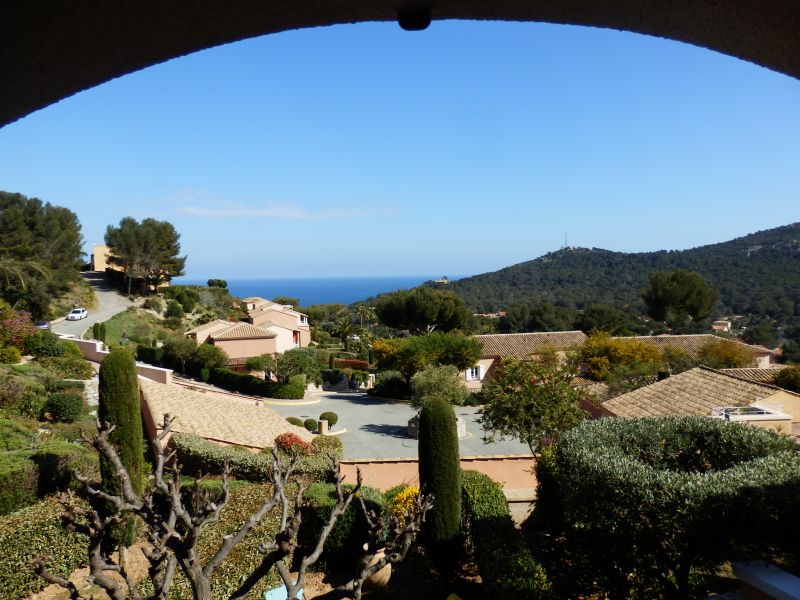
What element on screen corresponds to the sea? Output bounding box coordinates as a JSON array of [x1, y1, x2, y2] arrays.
[[173, 275, 461, 306]]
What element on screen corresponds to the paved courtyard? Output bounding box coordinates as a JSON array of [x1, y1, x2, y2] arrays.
[[267, 391, 531, 459]]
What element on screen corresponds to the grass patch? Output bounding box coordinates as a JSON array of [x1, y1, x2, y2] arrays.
[[102, 308, 174, 346]]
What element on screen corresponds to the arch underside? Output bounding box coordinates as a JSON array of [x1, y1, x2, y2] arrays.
[[2, 1, 799, 127]]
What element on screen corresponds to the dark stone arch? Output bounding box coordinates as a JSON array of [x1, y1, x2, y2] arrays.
[[2, 1, 799, 127]]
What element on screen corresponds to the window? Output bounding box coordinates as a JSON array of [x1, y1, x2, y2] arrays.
[[467, 366, 482, 381]]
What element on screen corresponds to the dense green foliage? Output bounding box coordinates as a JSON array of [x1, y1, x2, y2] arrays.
[[304, 418, 318, 433], [578, 332, 665, 380], [539, 417, 800, 598], [98, 349, 143, 546], [642, 269, 719, 326], [286, 416, 304, 427], [410, 364, 469, 409], [44, 392, 83, 422], [299, 482, 385, 567], [775, 365, 800, 392], [461, 470, 550, 599], [105, 216, 186, 294], [172, 433, 271, 481], [319, 411, 338, 427], [208, 368, 306, 399], [442, 223, 800, 324], [0, 191, 84, 318], [0, 452, 37, 514], [0, 496, 89, 599], [418, 396, 461, 569], [698, 337, 756, 368], [481, 357, 585, 453], [373, 331, 483, 381], [376, 286, 471, 333], [368, 370, 411, 399]]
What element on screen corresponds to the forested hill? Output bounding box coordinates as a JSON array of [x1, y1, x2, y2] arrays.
[[438, 224, 800, 319]]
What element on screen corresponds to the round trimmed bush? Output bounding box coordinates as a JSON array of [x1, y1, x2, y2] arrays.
[[286, 416, 304, 427], [45, 392, 83, 423], [304, 418, 318, 433], [547, 416, 800, 598], [319, 411, 338, 427], [0, 346, 21, 364]]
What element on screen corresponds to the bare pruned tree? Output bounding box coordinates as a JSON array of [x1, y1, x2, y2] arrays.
[[32, 415, 432, 600]]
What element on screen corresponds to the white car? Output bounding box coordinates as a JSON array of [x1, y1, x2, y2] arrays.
[[67, 307, 88, 320]]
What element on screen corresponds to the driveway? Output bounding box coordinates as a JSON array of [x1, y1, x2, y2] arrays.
[[51, 272, 134, 338], [267, 391, 531, 459]]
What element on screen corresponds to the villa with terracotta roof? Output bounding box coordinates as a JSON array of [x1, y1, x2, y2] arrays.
[[601, 367, 800, 435], [243, 297, 311, 351], [185, 319, 280, 368], [461, 331, 588, 391]]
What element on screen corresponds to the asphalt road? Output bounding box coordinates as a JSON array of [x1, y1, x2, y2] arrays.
[[267, 391, 531, 459], [51, 273, 134, 338]]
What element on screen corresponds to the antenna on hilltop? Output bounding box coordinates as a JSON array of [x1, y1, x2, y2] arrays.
[[564, 232, 568, 249]]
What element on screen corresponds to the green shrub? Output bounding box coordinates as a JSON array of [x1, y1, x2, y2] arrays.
[[0, 346, 21, 364], [0, 496, 89, 599], [319, 411, 338, 427], [35, 356, 94, 379], [546, 416, 800, 598], [0, 417, 37, 451], [369, 370, 411, 399], [299, 435, 344, 482], [321, 368, 344, 384], [287, 416, 304, 427], [26, 330, 63, 358], [30, 440, 100, 496], [461, 470, 550, 599], [0, 452, 38, 514], [45, 379, 85, 393], [56, 339, 83, 359], [418, 396, 461, 570], [142, 297, 164, 314], [172, 433, 271, 481], [136, 344, 164, 365], [45, 392, 83, 422], [304, 418, 318, 433], [410, 364, 469, 409], [299, 482, 385, 567], [208, 368, 305, 399], [775, 365, 800, 392], [165, 299, 185, 319]]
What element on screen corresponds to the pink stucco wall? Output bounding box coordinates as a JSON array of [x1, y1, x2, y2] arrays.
[[61, 336, 173, 384], [213, 337, 277, 359]]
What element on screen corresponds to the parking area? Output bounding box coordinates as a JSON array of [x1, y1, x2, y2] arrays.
[[266, 391, 531, 459]]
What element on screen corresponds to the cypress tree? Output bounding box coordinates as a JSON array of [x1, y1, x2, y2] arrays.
[[418, 396, 461, 573], [98, 348, 143, 547]]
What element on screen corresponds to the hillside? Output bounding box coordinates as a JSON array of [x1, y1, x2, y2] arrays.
[[438, 224, 800, 319]]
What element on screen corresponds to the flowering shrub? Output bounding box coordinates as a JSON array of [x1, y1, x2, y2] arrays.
[[387, 485, 419, 527], [333, 358, 369, 371], [274, 432, 312, 455]]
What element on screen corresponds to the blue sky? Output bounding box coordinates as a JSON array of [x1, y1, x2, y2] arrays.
[[0, 20, 798, 279]]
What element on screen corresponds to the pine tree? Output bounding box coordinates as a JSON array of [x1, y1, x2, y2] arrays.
[[98, 349, 143, 547], [418, 395, 461, 573]]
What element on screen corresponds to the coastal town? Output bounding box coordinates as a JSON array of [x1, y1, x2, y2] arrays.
[[2, 4, 800, 600]]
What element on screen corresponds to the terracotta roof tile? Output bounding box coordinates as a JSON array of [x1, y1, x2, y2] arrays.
[[474, 331, 587, 359], [720, 366, 788, 384], [140, 379, 312, 449], [209, 322, 278, 341], [603, 366, 795, 418], [184, 319, 232, 336]]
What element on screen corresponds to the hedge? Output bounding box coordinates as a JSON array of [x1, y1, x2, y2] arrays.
[[0, 452, 38, 515], [172, 432, 272, 482], [35, 356, 94, 379], [136, 345, 164, 365], [547, 416, 800, 598], [461, 470, 550, 599], [299, 482, 385, 567], [0, 496, 89, 600], [333, 358, 369, 371], [209, 368, 306, 399]]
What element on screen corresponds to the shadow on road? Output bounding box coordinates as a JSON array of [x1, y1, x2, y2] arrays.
[[81, 272, 115, 292], [360, 423, 411, 439], [323, 393, 407, 407]]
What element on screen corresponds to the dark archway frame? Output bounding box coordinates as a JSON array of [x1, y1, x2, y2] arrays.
[[2, 1, 799, 128]]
